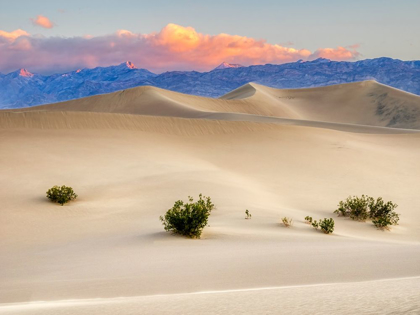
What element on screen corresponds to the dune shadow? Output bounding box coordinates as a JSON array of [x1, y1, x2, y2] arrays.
[[34, 195, 52, 204]]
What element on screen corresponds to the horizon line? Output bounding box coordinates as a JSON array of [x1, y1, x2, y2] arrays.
[[0, 56, 414, 76]]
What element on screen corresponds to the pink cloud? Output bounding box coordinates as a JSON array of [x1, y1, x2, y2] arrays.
[[0, 24, 360, 74], [0, 29, 30, 41], [310, 46, 361, 61], [31, 15, 54, 29]]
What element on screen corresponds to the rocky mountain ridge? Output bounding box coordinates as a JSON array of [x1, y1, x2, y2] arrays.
[[1, 57, 419, 108]]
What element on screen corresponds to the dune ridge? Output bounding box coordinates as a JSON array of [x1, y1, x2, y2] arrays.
[[6, 80, 420, 130]]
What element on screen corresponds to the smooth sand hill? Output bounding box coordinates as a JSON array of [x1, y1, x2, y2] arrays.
[[15, 80, 420, 130], [1, 82, 420, 314], [222, 81, 420, 129]]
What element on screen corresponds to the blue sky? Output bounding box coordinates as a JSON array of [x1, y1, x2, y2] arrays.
[[0, 0, 419, 73]]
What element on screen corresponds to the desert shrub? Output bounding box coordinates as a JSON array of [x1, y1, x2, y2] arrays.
[[159, 194, 214, 238], [310, 218, 334, 234], [304, 216, 313, 224], [369, 197, 399, 229], [334, 195, 399, 230], [245, 209, 252, 219], [372, 216, 392, 230], [319, 218, 335, 234], [46, 185, 78, 206], [334, 195, 371, 221], [369, 198, 398, 220], [282, 217, 293, 227]]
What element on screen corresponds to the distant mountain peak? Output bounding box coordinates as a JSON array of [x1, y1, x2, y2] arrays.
[[121, 61, 136, 69], [18, 68, 34, 77], [213, 62, 244, 70], [309, 58, 331, 63]]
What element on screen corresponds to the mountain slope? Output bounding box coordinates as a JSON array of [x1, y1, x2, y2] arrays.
[[0, 61, 156, 109], [1, 57, 420, 109]]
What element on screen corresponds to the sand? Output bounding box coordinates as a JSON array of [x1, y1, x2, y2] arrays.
[[1, 81, 420, 314], [2, 277, 420, 315]]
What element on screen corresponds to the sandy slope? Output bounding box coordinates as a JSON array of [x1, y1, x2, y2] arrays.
[[1, 81, 420, 314], [15, 80, 420, 129], [223, 80, 420, 129], [2, 277, 420, 315]]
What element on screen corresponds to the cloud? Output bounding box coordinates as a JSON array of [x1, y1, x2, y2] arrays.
[[0, 29, 30, 41], [310, 45, 361, 61], [0, 23, 360, 74], [31, 15, 54, 29]]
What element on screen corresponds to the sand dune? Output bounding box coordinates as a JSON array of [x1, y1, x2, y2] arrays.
[[1, 81, 420, 314], [11, 80, 420, 129], [223, 81, 420, 128]]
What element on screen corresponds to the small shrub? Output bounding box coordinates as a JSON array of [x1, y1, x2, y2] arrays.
[[159, 194, 214, 238], [319, 218, 335, 234], [334, 195, 371, 221], [46, 185, 78, 206], [304, 216, 313, 224], [370, 197, 399, 230], [245, 209, 252, 219], [310, 218, 334, 234], [282, 217, 293, 227]]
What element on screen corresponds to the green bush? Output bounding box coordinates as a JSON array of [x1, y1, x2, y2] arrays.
[[334, 195, 371, 221], [370, 197, 399, 229], [319, 218, 335, 234], [305, 216, 313, 224], [245, 209, 252, 219], [334, 195, 399, 230], [46, 185, 78, 206], [311, 218, 334, 234], [159, 194, 214, 238], [369, 197, 399, 221]]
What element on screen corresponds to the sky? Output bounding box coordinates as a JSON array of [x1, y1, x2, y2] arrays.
[[0, 0, 419, 74]]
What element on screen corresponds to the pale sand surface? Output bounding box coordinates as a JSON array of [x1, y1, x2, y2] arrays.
[[1, 82, 420, 313], [1, 277, 420, 315]]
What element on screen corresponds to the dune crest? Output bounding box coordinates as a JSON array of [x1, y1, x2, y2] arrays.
[[6, 80, 420, 130]]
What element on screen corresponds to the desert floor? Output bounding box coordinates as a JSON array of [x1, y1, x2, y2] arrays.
[[1, 82, 420, 314]]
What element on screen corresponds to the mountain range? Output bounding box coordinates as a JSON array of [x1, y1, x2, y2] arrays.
[[1, 57, 420, 109]]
